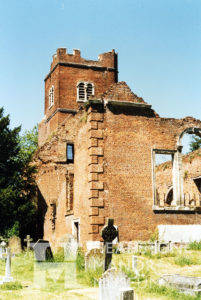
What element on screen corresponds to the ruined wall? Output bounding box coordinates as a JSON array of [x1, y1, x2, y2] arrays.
[[35, 111, 84, 247], [99, 105, 201, 242]]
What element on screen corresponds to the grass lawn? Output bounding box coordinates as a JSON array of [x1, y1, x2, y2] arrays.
[[1, 247, 201, 299]]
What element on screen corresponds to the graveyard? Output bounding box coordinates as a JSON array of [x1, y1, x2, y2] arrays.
[[1, 238, 201, 299]]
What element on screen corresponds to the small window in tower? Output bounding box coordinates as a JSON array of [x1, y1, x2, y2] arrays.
[[86, 83, 93, 100], [78, 82, 85, 101], [77, 82, 94, 102], [49, 85, 54, 108], [67, 143, 74, 163]]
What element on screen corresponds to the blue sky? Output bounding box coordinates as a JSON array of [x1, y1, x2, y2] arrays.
[[0, 0, 201, 135]]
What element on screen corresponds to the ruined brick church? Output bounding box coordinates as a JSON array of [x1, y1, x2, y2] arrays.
[[35, 48, 201, 248]]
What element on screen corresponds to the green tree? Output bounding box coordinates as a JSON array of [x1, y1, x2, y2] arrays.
[[190, 135, 201, 152], [0, 107, 38, 238]]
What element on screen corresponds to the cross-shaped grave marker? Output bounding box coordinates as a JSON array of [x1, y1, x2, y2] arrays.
[[101, 218, 118, 272], [24, 235, 33, 251], [0, 247, 15, 284]]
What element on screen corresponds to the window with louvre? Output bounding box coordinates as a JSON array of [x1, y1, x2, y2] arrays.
[[86, 83, 93, 100], [77, 82, 94, 102], [49, 85, 54, 108]]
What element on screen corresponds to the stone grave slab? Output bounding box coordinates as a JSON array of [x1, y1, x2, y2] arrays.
[[85, 248, 104, 270], [159, 274, 201, 295], [99, 268, 133, 300], [8, 235, 22, 254], [60, 234, 78, 261], [31, 239, 53, 261]]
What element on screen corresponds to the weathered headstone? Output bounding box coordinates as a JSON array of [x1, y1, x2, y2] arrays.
[[159, 274, 201, 295], [132, 256, 139, 276], [85, 248, 104, 270], [0, 248, 14, 284], [0, 241, 7, 259], [60, 234, 78, 261], [99, 268, 134, 300], [8, 235, 22, 254], [31, 239, 53, 261], [0, 245, 2, 259], [101, 218, 118, 271], [24, 235, 33, 251], [154, 240, 159, 254]]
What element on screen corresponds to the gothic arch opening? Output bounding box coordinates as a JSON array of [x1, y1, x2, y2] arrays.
[[176, 127, 201, 207]]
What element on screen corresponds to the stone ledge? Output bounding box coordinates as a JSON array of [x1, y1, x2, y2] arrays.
[[107, 99, 152, 109], [152, 205, 201, 212]]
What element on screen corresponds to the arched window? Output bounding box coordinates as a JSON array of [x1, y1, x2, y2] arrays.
[[77, 82, 94, 102], [86, 83, 93, 100], [49, 85, 54, 108], [78, 82, 85, 101]]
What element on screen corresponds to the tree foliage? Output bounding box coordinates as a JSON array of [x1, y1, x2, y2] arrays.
[[0, 108, 38, 238], [190, 135, 201, 152]]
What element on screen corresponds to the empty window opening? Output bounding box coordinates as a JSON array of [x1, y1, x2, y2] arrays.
[[153, 150, 175, 207], [165, 186, 173, 205], [67, 144, 74, 163], [72, 219, 80, 243], [179, 128, 201, 207]]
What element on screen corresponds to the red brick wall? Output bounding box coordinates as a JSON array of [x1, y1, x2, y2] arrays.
[[39, 48, 118, 146]]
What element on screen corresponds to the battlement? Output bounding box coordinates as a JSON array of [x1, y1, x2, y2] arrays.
[[46, 48, 117, 79]]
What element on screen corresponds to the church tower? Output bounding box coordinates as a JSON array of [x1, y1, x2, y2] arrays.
[[38, 48, 118, 146]]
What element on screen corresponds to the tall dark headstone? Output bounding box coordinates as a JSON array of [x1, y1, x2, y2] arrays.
[[101, 218, 118, 271]]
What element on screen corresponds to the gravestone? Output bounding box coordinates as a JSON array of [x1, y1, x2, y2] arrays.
[[0, 241, 7, 259], [99, 268, 134, 300], [60, 234, 78, 261], [159, 274, 201, 295], [0, 248, 14, 284], [132, 256, 139, 276], [85, 248, 104, 270], [31, 239, 53, 262], [8, 236, 22, 254], [101, 218, 118, 271], [24, 235, 33, 251]]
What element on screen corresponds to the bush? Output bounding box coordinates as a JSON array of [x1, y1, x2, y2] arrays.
[[188, 241, 201, 251], [0, 281, 22, 290], [76, 247, 85, 271], [145, 281, 201, 300], [174, 255, 199, 267]]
